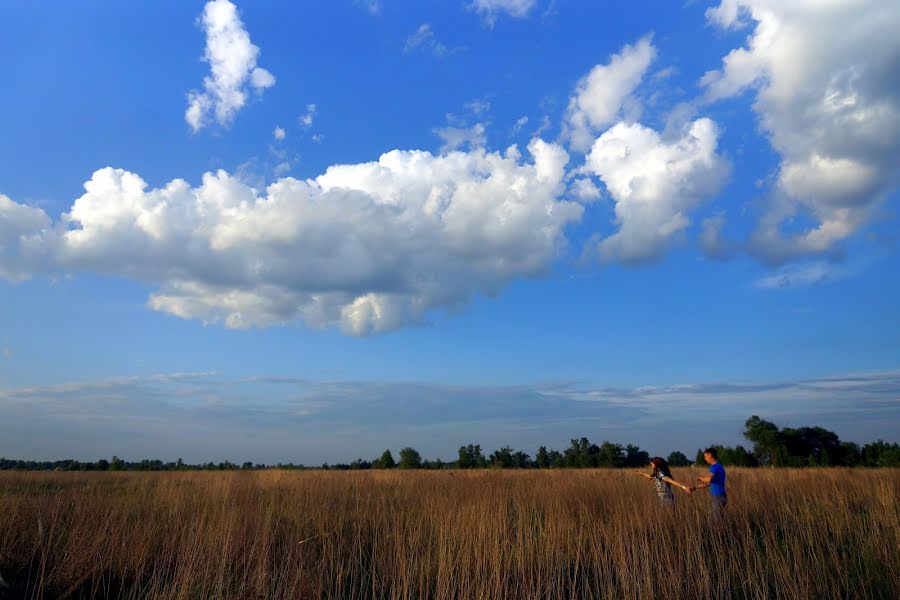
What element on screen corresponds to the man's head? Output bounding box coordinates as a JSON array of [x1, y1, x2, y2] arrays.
[[703, 447, 718, 465]]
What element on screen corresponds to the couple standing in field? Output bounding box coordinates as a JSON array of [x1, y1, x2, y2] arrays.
[[633, 447, 727, 522]]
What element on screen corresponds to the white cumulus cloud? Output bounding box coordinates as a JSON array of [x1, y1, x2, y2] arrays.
[[584, 119, 729, 264], [185, 0, 276, 132], [702, 0, 900, 263], [0, 194, 52, 281], [563, 36, 656, 152], [1, 142, 581, 336]]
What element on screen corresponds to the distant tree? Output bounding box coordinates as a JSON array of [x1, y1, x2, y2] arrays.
[[536, 446, 550, 469], [457, 444, 486, 469], [744, 416, 782, 466], [564, 438, 599, 467], [780, 426, 841, 466], [879, 446, 900, 467], [666, 451, 690, 467], [398, 447, 422, 469], [839, 442, 862, 467], [694, 449, 706, 466], [512, 450, 531, 469], [490, 446, 515, 468], [718, 445, 757, 467], [96, 459, 110, 471], [624, 444, 649, 468], [862, 440, 900, 467], [548, 450, 564, 468], [374, 449, 396, 469], [595, 442, 625, 468], [349, 458, 372, 469]]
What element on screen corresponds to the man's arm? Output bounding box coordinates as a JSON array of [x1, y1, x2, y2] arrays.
[[693, 472, 713, 489]]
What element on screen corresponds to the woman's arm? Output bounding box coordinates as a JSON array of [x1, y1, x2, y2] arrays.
[[632, 470, 652, 479], [661, 475, 692, 494]]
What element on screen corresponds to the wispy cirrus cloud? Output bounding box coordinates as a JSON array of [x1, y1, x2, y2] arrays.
[[404, 24, 466, 58], [2, 370, 897, 463], [469, 0, 537, 26]]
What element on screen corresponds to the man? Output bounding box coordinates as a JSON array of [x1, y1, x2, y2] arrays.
[[691, 447, 727, 523]]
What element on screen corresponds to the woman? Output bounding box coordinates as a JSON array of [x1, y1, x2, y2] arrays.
[[633, 457, 692, 507]]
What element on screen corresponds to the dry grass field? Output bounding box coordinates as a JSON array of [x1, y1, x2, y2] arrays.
[[0, 468, 897, 599]]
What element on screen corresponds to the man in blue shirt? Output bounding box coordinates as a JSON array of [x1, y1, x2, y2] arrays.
[[692, 447, 727, 523]]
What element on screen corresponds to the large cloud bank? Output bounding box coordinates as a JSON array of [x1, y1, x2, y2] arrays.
[[2, 142, 580, 335], [185, 0, 276, 132], [0, 33, 732, 335], [4, 0, 898, 334], [703, 0, 900, 262]]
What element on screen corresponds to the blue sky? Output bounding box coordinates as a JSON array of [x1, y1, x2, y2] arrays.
[[1, 0, 898, 463]]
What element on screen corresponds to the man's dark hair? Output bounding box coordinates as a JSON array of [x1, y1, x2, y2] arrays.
[[704, 447, 718, 459]]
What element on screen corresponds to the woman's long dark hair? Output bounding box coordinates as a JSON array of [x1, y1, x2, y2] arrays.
[[649, 457, 673, 479]]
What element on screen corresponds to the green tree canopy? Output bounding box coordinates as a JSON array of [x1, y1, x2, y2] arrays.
[[666, 451, 690, 467], [398, 447, 422, 469], [374, 449, 396, 469]]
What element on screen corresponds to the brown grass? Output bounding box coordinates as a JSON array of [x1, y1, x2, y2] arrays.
[[0, 468, 897, 599]]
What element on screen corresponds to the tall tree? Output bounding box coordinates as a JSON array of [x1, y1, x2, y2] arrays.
[[596, 442, 625, 468], [490, 446, 515, 468], [666, 451, 690, 467], [624, 444, 649, 468], [398, 447, 422, 469], [744, 416, 782, 466], [457, 444, 485, 468], [694, 449, 706, 466], [374, 449, 396, 469]]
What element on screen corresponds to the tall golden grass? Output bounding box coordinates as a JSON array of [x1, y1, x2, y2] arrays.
[[0, 468, 897, 599]]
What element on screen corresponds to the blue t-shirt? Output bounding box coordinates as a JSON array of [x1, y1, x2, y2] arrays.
[[709, 463, 726, 496]]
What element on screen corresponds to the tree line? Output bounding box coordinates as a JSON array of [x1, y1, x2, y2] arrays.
[[2, 416, 898, 472]]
